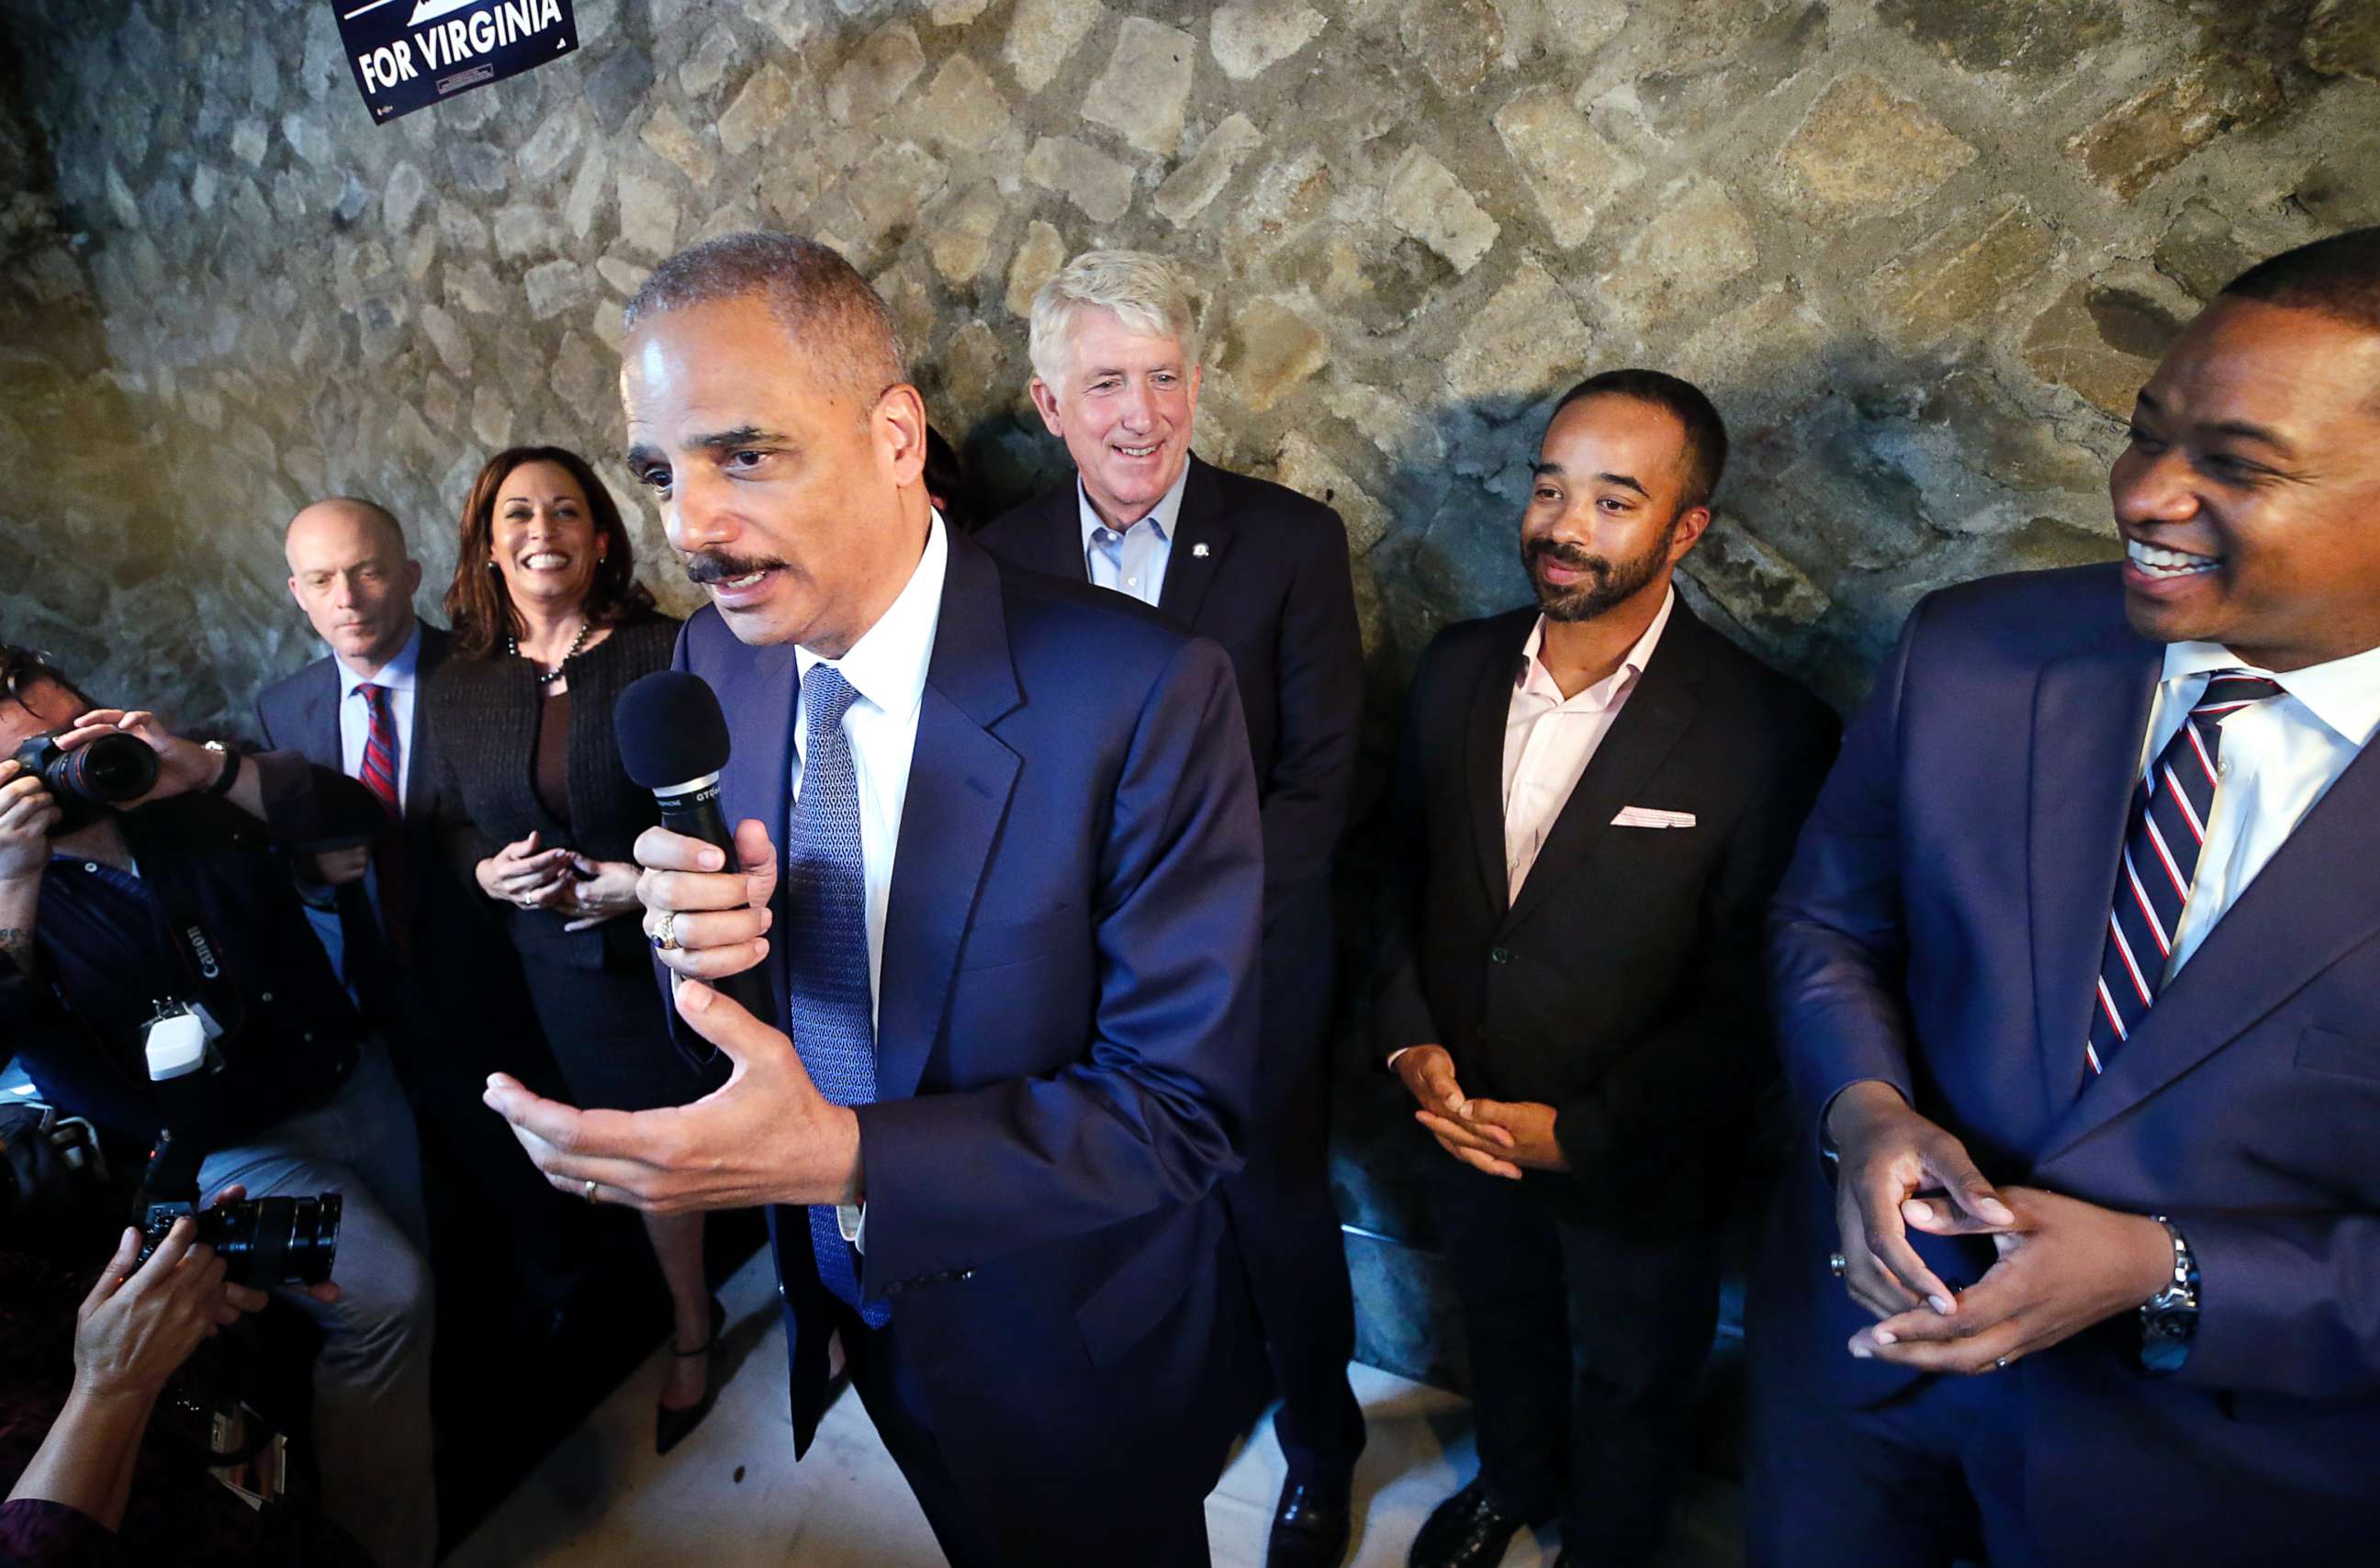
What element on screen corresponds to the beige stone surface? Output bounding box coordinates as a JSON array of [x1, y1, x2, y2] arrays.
[[1225, 297, 1331, 413], [1869, 200, 2058, 350], [1384, 146, 1499, 274], [1005, 0, 1107, 95], [1494, 87, 1638, 250], [1777, 72, 1977, 218], [1023, 134, 1135, 222], [1082, 17, 1196, 157]]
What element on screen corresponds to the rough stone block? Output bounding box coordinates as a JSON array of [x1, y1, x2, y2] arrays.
[[231, 118, 269, 168], [445, 258, 504, 317], [1493, 87, 1638, 250], [493, 203, 566, 263], [720, 63, 798, 157], [566, 142, 612, 241], [1385, 146, 1499, 275], [2152, 198, 2251, 301], [439, 199, 491, 254], [524, 259, 593, 321], [829, 21, 927, 124], [2065, 63, 2284, 200], [1869, 199, 2056, 350], [190, 164, 218, 214], [2023, 277, 2190, 418], [928, 184, 1007, 283], [1400, 0, 1505, 96], [1155, 113, 1265, 228], [679, 22, 739, 97], [618, 169, 679, 258], [1878, 0, 2119, 79], [404, 225, 439, 284], [597, 256, 651, 297], [1211, 0, 1327, 82], [471, 382, 513, 449], [1443, 259, 1591, 403], [280, 111, 331, 167], [1600, 178, 1758, 322], [1777, 73, 1976, 217], [640, 105, 716, 189], [1273, 431, 1387, 554], [1082, 17, 1196, 156], [846, 141, 950, 242], [922, 56, 1013, 153], [1225, 297, 1330, 413], [1005, 0, 1107, 95], [930, 0, 996, 23], [420, 303, 472, 379], [1683, 515, 1832, 643], [519, 108, 584, 184], [383, 161, 428, 235], [1024, 135, 1135, 222], [2307, 0, 2380, 84], [1006, 218, 1070, 318]]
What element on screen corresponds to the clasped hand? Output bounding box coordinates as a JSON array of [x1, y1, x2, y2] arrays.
[[1394, 1044, 1568, 1178], [479, 820, 857, 1213], [474, 829, 640, 930], [1828, 1081, 2172, 1372]]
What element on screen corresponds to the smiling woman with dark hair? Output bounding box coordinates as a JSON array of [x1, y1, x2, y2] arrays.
[[423, 445, 729, 1455]]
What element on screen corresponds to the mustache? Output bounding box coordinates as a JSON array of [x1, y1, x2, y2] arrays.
[[682, 551, 789, 586], [1526, 538, 1610, 576]]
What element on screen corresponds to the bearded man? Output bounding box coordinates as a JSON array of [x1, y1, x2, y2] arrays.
[[1376, 369, 1837, 1568]]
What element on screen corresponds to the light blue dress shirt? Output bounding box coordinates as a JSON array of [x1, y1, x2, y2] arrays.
[[334, 620, 423, 811], [1076, 463, 1191, 608]]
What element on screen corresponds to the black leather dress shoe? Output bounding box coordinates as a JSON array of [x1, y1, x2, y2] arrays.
[[1408, 1480, 1530, 1568], [1268, 1476, 1354, 1568]]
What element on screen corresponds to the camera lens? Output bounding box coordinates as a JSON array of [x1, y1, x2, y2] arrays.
[[49, 733, 160, 803], [203, 1193, 342, 1287]]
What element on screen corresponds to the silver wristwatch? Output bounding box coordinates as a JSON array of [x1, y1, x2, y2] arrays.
[[2139, 1215, 2199, 1374]]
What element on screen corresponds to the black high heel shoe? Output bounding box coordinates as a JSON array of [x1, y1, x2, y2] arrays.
[[655, 1297, 726, 1456]]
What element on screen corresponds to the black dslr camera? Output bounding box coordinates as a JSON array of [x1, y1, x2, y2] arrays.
[[134, 1131, 343, 1288], [13, 729, 159, 807], [131, 1002, 342, 1288]]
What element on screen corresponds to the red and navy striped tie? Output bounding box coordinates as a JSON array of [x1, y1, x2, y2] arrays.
[[356, 683, 401, 819], [2086, 670, 2283, 1081]]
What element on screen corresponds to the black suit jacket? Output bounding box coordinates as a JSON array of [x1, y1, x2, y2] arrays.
[[978, 453, 1365, 895], [421, 612, 679, 972], [1378, 597, 1838, 1206], [254, 620, 455, 971]]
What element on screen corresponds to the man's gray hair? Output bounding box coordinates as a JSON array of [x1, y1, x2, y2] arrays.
[[1027, 249, 1204, 390], [623, 231, 906, 406]]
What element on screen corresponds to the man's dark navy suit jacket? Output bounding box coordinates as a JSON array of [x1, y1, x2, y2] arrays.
[[668, 526, 1267, 1524], [1768, 564, 2380, 1561]]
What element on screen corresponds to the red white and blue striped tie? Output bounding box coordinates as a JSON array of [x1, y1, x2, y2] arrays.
[[2086, 670, 2283, 1081], [356, 682, 401, 819]]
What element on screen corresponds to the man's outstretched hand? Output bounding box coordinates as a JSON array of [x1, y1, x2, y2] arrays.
[[481, 977, 859, 1213]]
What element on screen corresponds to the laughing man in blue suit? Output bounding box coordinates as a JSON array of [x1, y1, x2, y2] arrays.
[[1750, 228, 2380, 1564], [481, 232, 1265, 1568]]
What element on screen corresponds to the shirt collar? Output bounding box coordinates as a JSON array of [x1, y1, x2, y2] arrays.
[[1516, 586, 1677, 707], [1077, 459, 1193, 552], [2161, 637, 2380, 748], [336, 619, 423, 700], [795, 512, 949, 723]]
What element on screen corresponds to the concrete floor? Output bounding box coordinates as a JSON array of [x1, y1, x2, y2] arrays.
[[448, 1249, 1743, 1568]]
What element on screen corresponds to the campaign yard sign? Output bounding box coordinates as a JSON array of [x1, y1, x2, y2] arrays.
[[333, 0, 578, 123]]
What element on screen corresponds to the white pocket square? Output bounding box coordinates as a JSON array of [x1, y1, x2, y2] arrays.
[[1611, 805, 1696, 829]]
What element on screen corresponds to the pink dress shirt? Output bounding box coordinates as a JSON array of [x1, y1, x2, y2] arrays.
[[1500, 588, 1677, 902]]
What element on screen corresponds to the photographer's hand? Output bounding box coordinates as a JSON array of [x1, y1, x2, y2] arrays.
[[55, 709, 264, 818], [0, 759, 55, 978]]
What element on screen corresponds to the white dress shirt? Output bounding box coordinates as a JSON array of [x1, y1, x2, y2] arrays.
[[335, 621, 422, 811], [1077, 462, 1190, 607], [2139, 638, 2380, 979], [790, 515, 948, 1249], [1500, 588, 1676, 902]]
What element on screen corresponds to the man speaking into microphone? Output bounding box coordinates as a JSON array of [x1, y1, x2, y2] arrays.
[[480, 231, 1266, 1567]]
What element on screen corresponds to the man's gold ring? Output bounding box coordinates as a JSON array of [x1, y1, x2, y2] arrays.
[[652, 910, 679, 952]]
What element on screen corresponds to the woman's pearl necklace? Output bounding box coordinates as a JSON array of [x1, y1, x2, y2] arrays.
[[510, 618, 591, 686]]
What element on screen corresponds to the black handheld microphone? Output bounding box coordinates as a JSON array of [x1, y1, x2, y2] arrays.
[[614, 670, 778, 1027]]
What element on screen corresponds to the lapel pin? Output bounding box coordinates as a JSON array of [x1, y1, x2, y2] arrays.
[[1193, 543, 1210, 558]]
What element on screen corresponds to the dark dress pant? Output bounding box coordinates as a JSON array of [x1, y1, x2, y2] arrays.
[[1220, 876, 1367, 1484], [1431, 1156, 1722, 1565]]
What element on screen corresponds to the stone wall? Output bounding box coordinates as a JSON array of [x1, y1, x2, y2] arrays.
[[5, 0, 2377, 1383]]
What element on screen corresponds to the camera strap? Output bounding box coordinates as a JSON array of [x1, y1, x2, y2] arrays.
[[145, 865, 246, 1038]]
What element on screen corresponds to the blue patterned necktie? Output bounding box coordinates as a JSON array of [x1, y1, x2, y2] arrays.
[[2085, 669, 2284, 1084], [784, 664, 890, 1327]]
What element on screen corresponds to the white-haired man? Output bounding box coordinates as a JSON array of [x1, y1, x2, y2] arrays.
[[981, 249, 1369, 1568]]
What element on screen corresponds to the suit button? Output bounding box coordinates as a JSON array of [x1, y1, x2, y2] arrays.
[[958, 1269, 974, 1282], [1489, 948, 1512, 965]]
